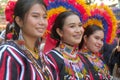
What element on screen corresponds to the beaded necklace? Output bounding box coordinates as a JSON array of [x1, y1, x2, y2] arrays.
[[80, 47, 110, 76], [59, 43, 85, 79], [59, 43, 79, 60], [16, 38, 53, 80], [25, 49, 52, 80], [25, 45, 39, 59]]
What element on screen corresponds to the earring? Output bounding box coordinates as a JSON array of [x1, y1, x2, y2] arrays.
[[59, 41, 65, 52], [17, 29, 25, 50], [18, 29, 23, 40], [36, 38, 41, 51]]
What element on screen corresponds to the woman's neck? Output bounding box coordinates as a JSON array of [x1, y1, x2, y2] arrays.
[[58, 42, 78, 55], [23, 35, 37, 50], [16, 33, 41, 59], [81, 45, 89, 53], [80, 45, 99, 55], [25, 40, 35, 51], [23, 36, 40, 59]]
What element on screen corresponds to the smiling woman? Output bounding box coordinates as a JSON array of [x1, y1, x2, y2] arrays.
[[77, 3, 117, 79], [78, 25, 111, 80], [46, 11, 85, 80], [0, 0, 55, 80]]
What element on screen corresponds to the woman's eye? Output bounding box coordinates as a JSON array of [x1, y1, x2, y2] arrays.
[[95, 37, 99, 40], [101, 39, 104, 42], [78, 23, 82, 27], [70, 25, 74, 28], [95, 36, 104, 42], [43, 16, 47, 19], [79, 24, 82, 27], [33, 15, 39, 18], [43, 15, 47, 19]]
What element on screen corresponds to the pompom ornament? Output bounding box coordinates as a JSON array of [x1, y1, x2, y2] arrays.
[[5, 0, 16, 24], [6, 33, 13, 40]]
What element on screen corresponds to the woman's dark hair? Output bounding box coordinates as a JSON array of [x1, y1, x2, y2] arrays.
[[51, 11, 79, 40], [51, 11, 80, 46], [6, 0, 46, 40], [79, 24, 104, 49], [5, 23, 12, 41]]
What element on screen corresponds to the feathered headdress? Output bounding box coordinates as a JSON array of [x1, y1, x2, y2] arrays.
[[83, 4, 117, 44], [43, 0, 90, 53]]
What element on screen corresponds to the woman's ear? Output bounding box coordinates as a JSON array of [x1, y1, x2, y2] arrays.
[[56, 28, 63, 38], [84, 35, 87, 43], [15, 16, 23, 28]]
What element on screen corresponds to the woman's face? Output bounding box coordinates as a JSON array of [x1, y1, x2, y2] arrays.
[[58, 14, 84, 46], [84, 30, 104, 53], [21, 4, 47, 38]]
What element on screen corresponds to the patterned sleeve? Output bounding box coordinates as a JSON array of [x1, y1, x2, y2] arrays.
[[46, 50, 65, 80], [0, 44, 29, 80], [0, 45, 18, 80]]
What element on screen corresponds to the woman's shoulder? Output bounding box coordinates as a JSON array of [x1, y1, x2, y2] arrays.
[[47, 49, 63, 57], [0, 41, 17, 50], [45, 48, 65, 72], [0, 41, 27, 60], [46, 48, 64, 63], [0, 41, 21, 51]]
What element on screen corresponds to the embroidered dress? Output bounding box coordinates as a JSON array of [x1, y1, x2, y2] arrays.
[[46, 47, 112, 80], [0, 41, 54, 80], [47, 49, 88, 80], [78, 50, 112, 80]]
